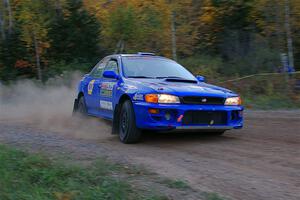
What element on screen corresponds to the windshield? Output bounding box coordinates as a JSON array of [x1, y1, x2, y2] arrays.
[[122, 57, 196, 80]]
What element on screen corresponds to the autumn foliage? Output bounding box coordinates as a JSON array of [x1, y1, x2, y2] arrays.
[[0, 0, 299, 81]]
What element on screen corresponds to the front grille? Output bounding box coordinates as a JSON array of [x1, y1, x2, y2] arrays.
[[181, 96, 225, 105], [182, 111, 227, 125]]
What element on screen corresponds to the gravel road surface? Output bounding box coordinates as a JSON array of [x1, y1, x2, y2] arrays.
[[0, 111, 299, 200]]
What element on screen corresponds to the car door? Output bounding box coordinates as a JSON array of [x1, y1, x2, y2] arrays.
[[99, 58, 120, 119], [84, 59, 107, 115]]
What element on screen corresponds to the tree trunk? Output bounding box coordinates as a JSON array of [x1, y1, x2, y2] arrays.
[[275, 1, 284, 62], [114, 39, 122, 54], [0, 7, 5, 40], [54, 0, 63, 17], [284, 0, 294, 70], [4, 0, 12, 35], [171, 10, 177, 61], [33, 33, 42, 81], [120, 40, 125, 53]]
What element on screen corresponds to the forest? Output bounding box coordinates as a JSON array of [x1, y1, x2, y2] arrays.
[[0, 0, 299, 82]]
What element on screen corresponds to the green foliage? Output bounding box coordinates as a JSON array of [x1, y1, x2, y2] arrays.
[[243, 94, 300, 109], [220, 73, 300, 109], [0, 145, 165, 200], [16, 0, 50, 49], [48, 0, 102, 63], [100, 0, 170, 54], [44, 61, 92, 79], [0, 0, 300, 82], [179, 55, 222, 80], [203, 192, 227, 200], [0, 0, 102, 81], [108, 5, 139, 42], [160, 179, 190, 189]]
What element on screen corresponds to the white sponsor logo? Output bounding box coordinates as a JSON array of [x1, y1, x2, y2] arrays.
[[133, 93, 144, 101], [100, 100, 113, 110]]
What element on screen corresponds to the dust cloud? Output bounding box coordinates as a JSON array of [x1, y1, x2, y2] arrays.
[[0, 72, 111, 139]]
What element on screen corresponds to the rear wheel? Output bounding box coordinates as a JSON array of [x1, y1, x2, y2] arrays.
[[75, 96, 87, 118], [119, 100, 141, 144]]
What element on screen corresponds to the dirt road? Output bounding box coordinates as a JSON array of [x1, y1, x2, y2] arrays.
[[0, 111, 299, 200]]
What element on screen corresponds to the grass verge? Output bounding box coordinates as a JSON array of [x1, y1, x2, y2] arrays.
[[159, 179, 190, 190], [0, 145, 164, 200], [244, 95, 300, 110]]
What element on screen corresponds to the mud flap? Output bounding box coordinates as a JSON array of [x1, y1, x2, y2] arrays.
[[72, 98, 79, 116]]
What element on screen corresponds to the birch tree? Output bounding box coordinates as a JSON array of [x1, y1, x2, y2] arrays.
[[0, 0, 13, 40], [3, 0, 13, 35], [0, 4, 5, 40], [285, 0, 294, 70], [16, 0, 50, 80]]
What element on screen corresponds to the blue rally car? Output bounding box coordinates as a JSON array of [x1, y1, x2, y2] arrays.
[[73, 53, 243, 143]]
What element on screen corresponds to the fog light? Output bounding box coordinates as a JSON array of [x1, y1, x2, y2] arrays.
[[148, 108, 159, 114], [165, 112, 171, 120]]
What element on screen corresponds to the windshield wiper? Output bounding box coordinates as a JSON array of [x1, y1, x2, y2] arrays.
[[127, 76, 155, 79]]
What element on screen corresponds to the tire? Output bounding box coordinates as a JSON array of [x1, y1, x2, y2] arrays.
[[75, 96, 87, 118], [119, 100, 141, 144]]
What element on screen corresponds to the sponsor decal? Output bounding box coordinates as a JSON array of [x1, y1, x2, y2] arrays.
[[88, 80, 95, 95], [100, 90, 113, 97], [124, 85, 137, 93], [101, 82, 115, 90], [127, 85, 137, 89], [100, 82, 115, 97], [100, 100, 113, 110], [133, 93, 144, 101]]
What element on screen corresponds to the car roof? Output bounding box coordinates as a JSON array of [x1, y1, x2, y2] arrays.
[[110, 53, 173, 61]]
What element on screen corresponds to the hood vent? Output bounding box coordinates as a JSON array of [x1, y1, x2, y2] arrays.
[[164, 78, 198, 84]]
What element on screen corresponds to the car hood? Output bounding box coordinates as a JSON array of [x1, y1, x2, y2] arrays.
[[126, 78, 237, 98]]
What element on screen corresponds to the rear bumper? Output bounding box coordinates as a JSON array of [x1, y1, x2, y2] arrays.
[[132, 102, 243, 130]]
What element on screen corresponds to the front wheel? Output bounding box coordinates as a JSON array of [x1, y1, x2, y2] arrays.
[[119, 100, 141, 144]]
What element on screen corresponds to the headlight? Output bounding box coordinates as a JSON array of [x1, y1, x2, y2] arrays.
[[225, 97, 242, 106], [145, 94, 180, 104]]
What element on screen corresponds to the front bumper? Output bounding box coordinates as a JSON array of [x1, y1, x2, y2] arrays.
[[176, 126, 234, 130], [133, 102, 243, 130]]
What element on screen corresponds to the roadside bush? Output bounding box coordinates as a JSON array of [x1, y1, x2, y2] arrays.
[[179, 55, 222, 81]]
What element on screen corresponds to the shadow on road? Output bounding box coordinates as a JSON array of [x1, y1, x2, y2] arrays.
[[140, 131, 238, 145]]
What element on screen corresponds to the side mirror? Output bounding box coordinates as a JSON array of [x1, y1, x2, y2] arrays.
[[196, 75, 206, 82], [103, 70, 119, 79]]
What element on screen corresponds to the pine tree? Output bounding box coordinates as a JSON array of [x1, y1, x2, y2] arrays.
[[48, 0, 101, 63]]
